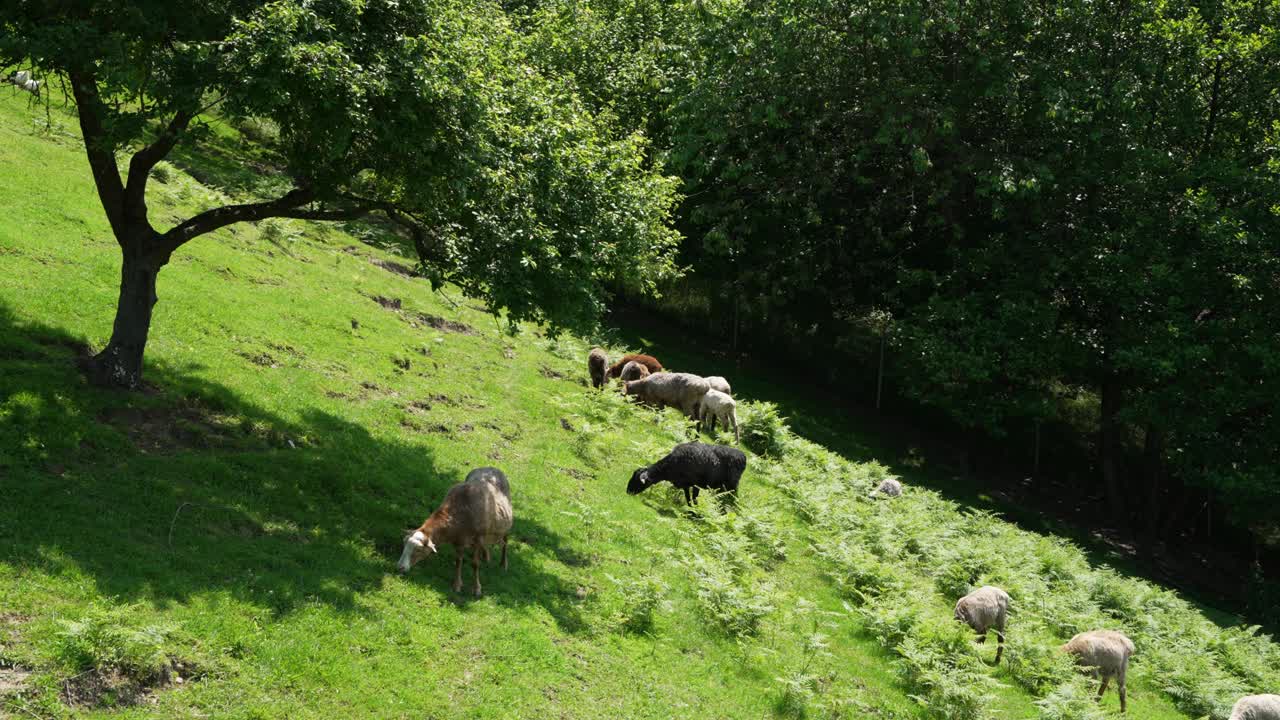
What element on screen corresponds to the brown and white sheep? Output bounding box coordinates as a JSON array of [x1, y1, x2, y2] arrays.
[[1062, 629, 1136, 713], [953, 585, 1010, 663], [398, 467, 513, 596], [607, 353, 663, 379], [624, 372, 710, 418], [618, 360, 650, 383], [1230, 695, 1280, 720], [587, 347, 609, 389]]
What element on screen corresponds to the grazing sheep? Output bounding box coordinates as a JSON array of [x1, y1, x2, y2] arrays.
[[869, 476, 903, 498], [697, 389, 740, 443], [627, 442, 746, 506], [624, 372, 711, 418], [1062, 630, 1136, 713], [953, 585, 1011, 663], [8, 71, 40, 95], [705, 376, 731, 395], [1231, 695, 1280, 720], [587, 347, 609, 389], [618, 360, 650, 383], [607, 353, 663, 378], [398, 467, 513, 596]]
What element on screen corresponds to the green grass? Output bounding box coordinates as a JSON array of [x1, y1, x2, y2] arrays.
[[0, 89, 1273, 720]]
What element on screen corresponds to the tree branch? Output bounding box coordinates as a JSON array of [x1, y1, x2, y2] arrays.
[[160, 187, 372, 253], [124, 109, 195, 217], [68, 68, 127, 242]]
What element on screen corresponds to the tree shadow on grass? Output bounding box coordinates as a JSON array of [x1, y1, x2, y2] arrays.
[[0, 305, 585, 632]]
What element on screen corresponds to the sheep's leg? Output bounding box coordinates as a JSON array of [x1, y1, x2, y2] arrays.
[[1117, 669, 1126, 713], [976, 632, 987, 644], [1096, 676, 1109, 703], [500, 535, 509, 571], [691, 487, 701, 504], [453, 549, 464, 593], [472, 545, 483, 597], [994, 631, 1004, 664], [731, 412, 740, 443], [683, 487, 693, 505]]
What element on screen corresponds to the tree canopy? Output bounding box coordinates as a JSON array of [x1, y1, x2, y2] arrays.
[[2, 0, 681, 386]]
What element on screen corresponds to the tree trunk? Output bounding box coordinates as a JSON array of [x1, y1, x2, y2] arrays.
[[1099, 375, 1128, 523], [83, 237, 171, 389]]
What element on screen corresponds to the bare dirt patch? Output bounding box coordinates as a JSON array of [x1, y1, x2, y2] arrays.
[[540, 365, 566, 379], [370, 295, 402, 310], [59, 660, 200, 710], [0, 666, 32, 695], [371, 258, 417, 278], [414, 312, 477, 336], [97, 405, 250, 453], [235, 349, 279, 368]]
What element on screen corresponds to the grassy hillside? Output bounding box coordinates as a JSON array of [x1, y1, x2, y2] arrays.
[[0, 90, 1275, 720]]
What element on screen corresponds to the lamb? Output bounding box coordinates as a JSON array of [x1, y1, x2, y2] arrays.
[[704, 376, 731, 395], [398, 466, 513, 596], [1230, 695, 1280, 720], [869, 476, 903, 497], [697, 389, 740, 443], [618, 360, 650, 383], [624, 372, 710, 418], [587, 347, 609, 389], [953, 585, 1011, 663], [607, 353, 663, 378], [1062, 629, 1136, 713], [627, 442, 747, 506]]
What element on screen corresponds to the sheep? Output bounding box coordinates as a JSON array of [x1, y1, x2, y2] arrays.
[[8, 71, 40, 95], [624, 372, 710, 418], [869, 476, 903, 498], [697, 389, 740, 443], [607, 353, 663, 378], [1230, 695, 1280, 720], [953, 585, 1011, 663], [705, 376, 731, 395], [398, 466, 513, 596], [627, 441, 746, 507], [587, 347, 608, 389], [1062, 629, 1136, 713], [618, 360, 650, 383]]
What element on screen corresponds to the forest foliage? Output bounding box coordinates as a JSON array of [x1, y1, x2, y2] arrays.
[[517, 0, 1280, 560]]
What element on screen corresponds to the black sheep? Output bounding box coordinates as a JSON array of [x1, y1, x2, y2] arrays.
[[626, 442, 747, 506]]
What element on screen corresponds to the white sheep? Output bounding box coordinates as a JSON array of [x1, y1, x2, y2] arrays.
[[1231, 695, 1280, 720], [697, 389, 739, 443], [705, 376, 731, 395], [869, 476, 902, 497], [1062, 629, 1136, 713], [953, 585, 1010, 663]]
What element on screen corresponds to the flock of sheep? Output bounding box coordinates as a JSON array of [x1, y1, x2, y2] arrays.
[[396, 348, 746, 595], [392, 347, 1276, 718]]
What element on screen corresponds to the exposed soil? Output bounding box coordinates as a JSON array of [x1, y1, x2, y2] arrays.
[[371, 258, 417, 278], [97, 405, 250, 453], [541, 365, 566, 379], [560, 418, 575, 432], [370, 295, 402, 310], [414, 312, 477, 336], [59, 659, 198, 710], [0, 666, 32, 696], [558, 466, 592, 482], [400, 418, 451, 434], [235, 349, 279, 368]]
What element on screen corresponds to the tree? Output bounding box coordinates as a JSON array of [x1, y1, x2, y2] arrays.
[[1, 0, 681, 388]]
